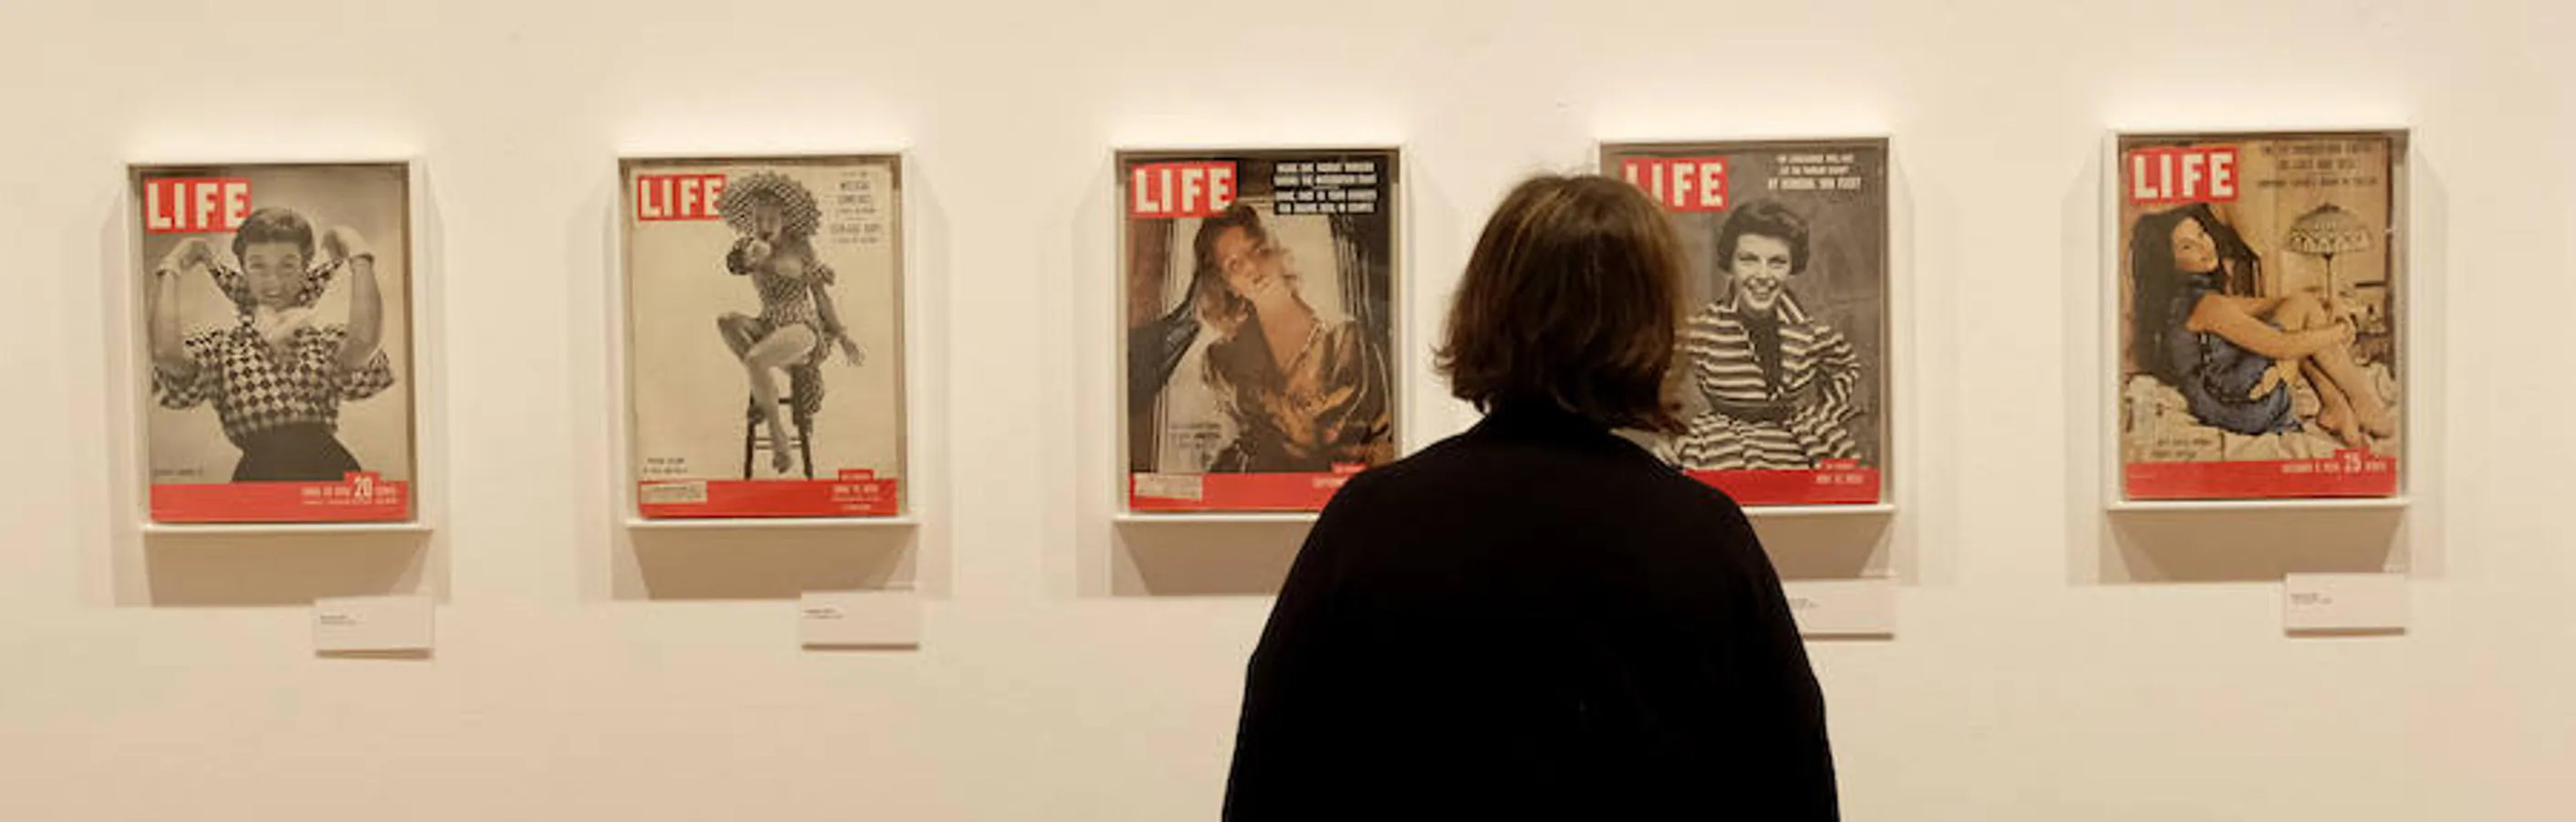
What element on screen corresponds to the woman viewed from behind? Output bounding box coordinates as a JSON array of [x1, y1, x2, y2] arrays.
[[1223, 174, 1838, 820]]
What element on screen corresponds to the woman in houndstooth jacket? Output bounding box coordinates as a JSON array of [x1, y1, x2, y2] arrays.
[[146, 207, 394, 482]]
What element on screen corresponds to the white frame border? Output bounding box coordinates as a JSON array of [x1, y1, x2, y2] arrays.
[[111, 157, 440, 537], [1108, 142, 1411, 522], [1593, 134, 1902, 518], [606, 150, 928, 530], [2098, 128, 2414, 512]]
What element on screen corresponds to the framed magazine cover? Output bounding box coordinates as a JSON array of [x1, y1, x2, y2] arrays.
[[1115, 147, 1404, 514], [1602, 138, 1891, 508], [616, 153, 909, 520], [128, 161, 422, 525], [2104, 130, 2408, 504]]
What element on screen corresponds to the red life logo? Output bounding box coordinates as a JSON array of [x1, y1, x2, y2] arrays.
[[1129, 162, 1236, 218], [2127, 146, 2238, 205], [1621, 157, 1728, 212], [636, 174, 728, 220], [144, 177, 251, 233]]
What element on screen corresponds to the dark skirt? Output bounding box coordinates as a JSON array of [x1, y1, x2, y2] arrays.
[[232, 424, 362, 482]]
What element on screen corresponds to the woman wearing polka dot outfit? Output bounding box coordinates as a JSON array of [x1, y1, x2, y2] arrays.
[[714, 172, 866, 475]]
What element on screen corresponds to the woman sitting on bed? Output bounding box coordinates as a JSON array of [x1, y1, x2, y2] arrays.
[[2128, 203, 2393, 448]]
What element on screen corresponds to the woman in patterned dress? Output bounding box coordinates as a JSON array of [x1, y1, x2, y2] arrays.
[[1672, 199, 1863, 470], [146, 208, 395, 481], [713, 172, 865, 475]]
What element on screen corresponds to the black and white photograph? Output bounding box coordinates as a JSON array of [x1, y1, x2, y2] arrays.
[[623, 155, 905, 518], [1603, 139, 1889, 505], [135, 162, 415, 522]]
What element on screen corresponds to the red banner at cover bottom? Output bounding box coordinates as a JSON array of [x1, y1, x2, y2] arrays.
[[152, 472, 411, 523], [1685, 468, 1883, 507], [636, 472, 901, 519], [2125, 451, 2398, 500], [1128, 471, 1359, 512]]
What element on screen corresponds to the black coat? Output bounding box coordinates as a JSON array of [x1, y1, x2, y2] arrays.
[[1223, 402, 1838, 820]]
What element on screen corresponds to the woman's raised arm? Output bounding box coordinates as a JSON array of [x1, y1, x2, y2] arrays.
[[324, 227, 384, 373], [148, 238, 212, 375]]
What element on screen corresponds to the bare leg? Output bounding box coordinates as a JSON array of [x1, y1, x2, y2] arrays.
[[716, 312, 758, 358], [744, 324, 821, 474], [2310, 344, 2393, 439], [2303, 360, 2365, 448], [2274, 292, 2394, 443], [2267, 293, 2343, 443]]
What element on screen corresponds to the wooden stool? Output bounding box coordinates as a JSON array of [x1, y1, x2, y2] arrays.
[[742, 394, 815, 480]]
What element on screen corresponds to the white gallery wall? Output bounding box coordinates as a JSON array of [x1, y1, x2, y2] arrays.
[[4, 0, 2571, 819]]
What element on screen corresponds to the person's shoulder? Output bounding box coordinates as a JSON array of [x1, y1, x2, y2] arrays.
[[1678, 473, 1757, 531], [1603, 463, 1775, 594], [1621, 448, 1753, 524], [1555, 434, 1755, 541], [1353, 427, 1721, 510], [1312, 430, 1486, 514], [1330, 436, 1458, 497]]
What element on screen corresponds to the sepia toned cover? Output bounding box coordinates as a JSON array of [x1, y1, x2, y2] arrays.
[[1604, 139, 1890, 506], [135, 162, 417, 523], [622, 155, 906, 518], [1120, 148, 1400, 512], [2114, 131, 2403, 501]]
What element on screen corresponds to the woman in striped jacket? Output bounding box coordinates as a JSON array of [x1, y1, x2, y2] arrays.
[[1673, 199, 1863, 470]]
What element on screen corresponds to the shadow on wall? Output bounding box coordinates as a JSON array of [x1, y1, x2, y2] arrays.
[[1102, 508, 1903, 597], [2101, 507, 2405, 583], [1111, 522, 1308, 597], [1105, 510, 1900, 596], [1751, 512, 1896, 581], [623, 526, 914, 601], [140, 529, 433, 606]]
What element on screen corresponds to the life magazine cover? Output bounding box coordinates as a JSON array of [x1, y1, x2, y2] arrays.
[[135, 163, 415, 523], [623, 155, 905, 518], [1604, 140, 1888, 506], [1120, 149, 1399, 512], [2116, 132, 2402, 501]]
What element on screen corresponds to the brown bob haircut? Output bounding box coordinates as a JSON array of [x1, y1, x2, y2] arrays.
[[1437, 174, 1685, 433]]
